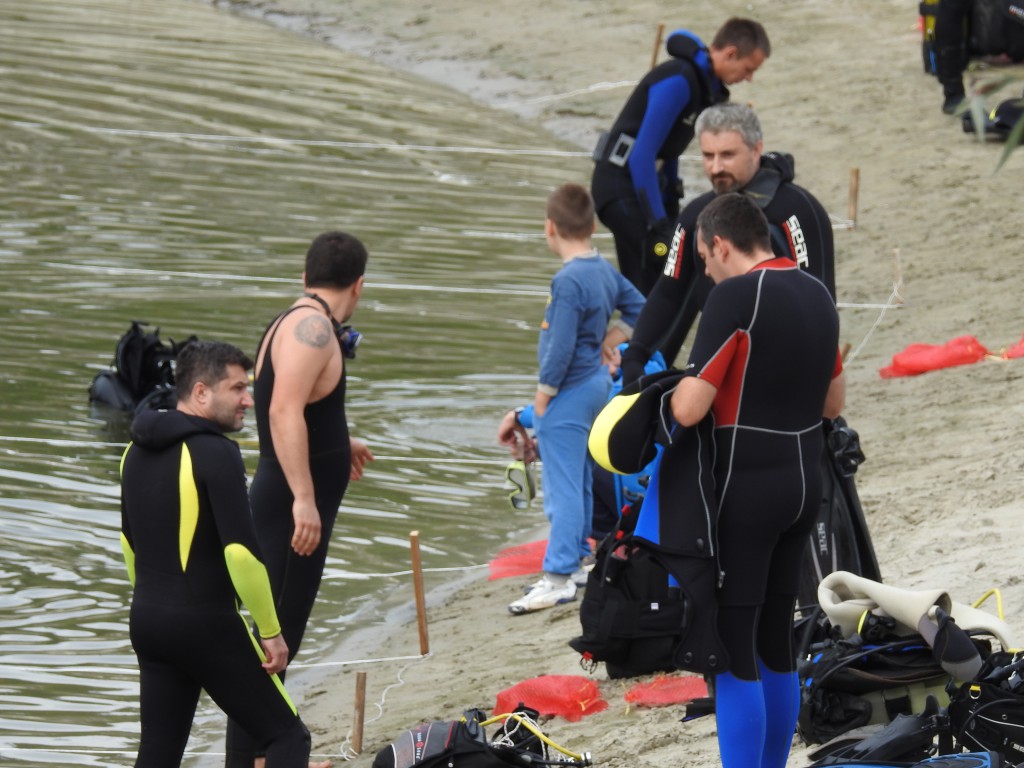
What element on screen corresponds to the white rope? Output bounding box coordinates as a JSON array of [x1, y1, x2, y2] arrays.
[[60, 123, 591, 158], [503, 79, 636, 107], [45, 261, 898, 310], [843, 280, 905, 366]]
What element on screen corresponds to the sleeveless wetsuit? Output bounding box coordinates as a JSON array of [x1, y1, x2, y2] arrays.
[[120, 409, 310, 768], [249, 306, 350, 658], [225, 306, 350, 765]]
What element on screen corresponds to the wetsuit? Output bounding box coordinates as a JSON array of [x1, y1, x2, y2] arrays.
[[621, 151, 836, 379], [591, 30, 727, 295], [684, 258, 841, 768], [225, 306, 350, 764], [120, 409, 310, 768]]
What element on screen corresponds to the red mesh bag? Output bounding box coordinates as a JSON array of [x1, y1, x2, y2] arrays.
[[879, 335, 989, 378], [494, 675, 608, 722], [1003, 333, 1024, 360], [487, 540, 547, 580], [624, 674, 708, 708]]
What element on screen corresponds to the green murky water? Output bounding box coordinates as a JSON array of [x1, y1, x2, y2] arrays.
[[0, 0, 593, 763]]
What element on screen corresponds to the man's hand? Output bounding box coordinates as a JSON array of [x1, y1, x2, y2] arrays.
[[261, 633, 289, 675], [291, 498, 322, 556], [497, 410, 519, 452], [349, 437, 374, 481], [602, 344, 622, 377], [498, 412, 538, 463]]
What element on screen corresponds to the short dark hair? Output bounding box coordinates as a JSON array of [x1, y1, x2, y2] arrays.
[[696, 192, 772, 254], [546, 183, 595, 240], [711, 18, 771, 59], [175, 340, 252, 400], [305, 231, 368, 289]]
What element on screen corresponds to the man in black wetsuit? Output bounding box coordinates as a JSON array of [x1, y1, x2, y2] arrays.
[[669, 193, 845, 768], [226, 232, 373, 765], [620, 102, 835, 382], [120, 340, 315, 768], [591, 18, 770, 295], [931, 0, 1024, 114]]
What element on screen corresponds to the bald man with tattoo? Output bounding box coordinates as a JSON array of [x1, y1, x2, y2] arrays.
[[225, 232, 374, 768]]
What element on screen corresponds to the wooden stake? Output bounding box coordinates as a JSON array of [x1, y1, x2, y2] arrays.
[[848, 167, 860, 228], [352, 671, 367, 754], [651, 23, 665, 69], [409, 531, 430, 656]]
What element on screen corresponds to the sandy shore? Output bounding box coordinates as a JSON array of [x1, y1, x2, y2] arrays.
[[214, 1, 1024, 765]]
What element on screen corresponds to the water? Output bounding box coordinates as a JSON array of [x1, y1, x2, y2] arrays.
[[0, 0, 594, 763]]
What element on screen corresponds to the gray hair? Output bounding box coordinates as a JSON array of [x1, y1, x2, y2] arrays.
[[695, 103, 763, 149]]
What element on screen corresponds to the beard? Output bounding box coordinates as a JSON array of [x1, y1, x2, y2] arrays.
[[710, 174, 741, 194]]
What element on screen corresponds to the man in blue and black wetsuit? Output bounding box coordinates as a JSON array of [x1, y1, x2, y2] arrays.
[[591, 17, 770, 295], [670, 193, 845, 768], [120, 340, 321, 768], [620, 102, 835, 381]]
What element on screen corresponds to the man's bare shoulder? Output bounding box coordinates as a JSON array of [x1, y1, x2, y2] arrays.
[[279, 309, 333, 351]]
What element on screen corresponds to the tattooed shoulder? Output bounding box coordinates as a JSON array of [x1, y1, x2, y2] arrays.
[[294, 314, 332, 348]]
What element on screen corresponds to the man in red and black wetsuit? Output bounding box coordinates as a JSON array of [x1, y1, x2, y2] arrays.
[[620, 102, 834, 381], [670, 193, 844, 768]]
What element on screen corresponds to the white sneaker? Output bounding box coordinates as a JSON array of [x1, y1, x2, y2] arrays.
[[571, 555, 596, 588], [508, 574, 577, 615]]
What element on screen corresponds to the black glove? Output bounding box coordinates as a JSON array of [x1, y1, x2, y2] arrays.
[[644, 218, 675, 267], [620, 344, 648, 388]]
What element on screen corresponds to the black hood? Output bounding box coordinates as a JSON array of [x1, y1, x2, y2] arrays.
[[742, 151, 796, 209], [759, 151, 795, 181], [130, 408, 224, 451]]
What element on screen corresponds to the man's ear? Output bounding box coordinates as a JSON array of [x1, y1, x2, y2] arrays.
[[544, 218, 556, 239], [712, 235, 730, 263]]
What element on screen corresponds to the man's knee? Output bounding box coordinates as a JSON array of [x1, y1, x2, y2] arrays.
[[264, 718, 311, 767]]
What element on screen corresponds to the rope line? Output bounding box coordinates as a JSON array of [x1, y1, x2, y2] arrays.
[[45, 261, 897, 310], [65, 123, 593, 158], [844, 279, 905, 366]]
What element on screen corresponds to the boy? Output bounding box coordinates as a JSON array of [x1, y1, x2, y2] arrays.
[[497, 183, 645, 614]]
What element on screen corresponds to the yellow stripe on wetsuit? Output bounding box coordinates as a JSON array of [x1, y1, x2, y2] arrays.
[[178, 445, 200, 572]]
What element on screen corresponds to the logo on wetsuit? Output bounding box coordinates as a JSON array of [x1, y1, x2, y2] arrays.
[[783, 215, 809, 269], [664, 223, 685, 278]]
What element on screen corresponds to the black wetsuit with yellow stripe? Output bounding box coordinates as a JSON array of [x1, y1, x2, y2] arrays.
[[120, 408, 310, 768]]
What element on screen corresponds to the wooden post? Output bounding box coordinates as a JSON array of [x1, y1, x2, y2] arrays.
[[651, 23, 665, 69], [848, 167, 860, 228], [409, 531, 430, 656], [352, 671, 367, 754]]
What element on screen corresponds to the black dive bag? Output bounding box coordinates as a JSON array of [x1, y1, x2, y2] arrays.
[[797, 417, 882, 613]]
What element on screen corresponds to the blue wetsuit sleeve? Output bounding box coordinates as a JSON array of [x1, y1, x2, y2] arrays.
[[538, 280, 582, 395], [627, 75, 692, 224]]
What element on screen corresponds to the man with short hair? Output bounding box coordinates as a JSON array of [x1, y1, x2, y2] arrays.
[[225, 231, 373, 765], [669, 193, 844, 768], [120, 340, 318, 768], [621, 102, 835, 382], [591, 18, 770, 295]]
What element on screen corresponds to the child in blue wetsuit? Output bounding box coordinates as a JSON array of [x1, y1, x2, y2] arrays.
[[498, 183, 645, 615]]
